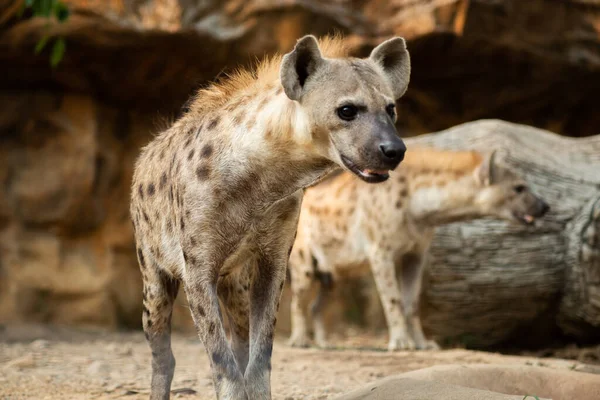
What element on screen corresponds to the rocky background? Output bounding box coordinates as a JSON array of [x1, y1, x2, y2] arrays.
[[1, 0, 599, 346]]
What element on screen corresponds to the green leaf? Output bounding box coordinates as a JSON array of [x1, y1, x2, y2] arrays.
[[54, 1, 70, 22], [50, 38, 65, 67], [34, 35, 50, 54]]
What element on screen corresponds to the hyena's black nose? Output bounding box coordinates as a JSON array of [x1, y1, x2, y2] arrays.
[[540, 201, 550, 215], [379, 140, 406, 164]]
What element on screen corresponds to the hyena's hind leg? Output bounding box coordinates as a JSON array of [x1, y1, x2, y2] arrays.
[[287, 248, 316, 348], [137, 245, 180, 400], [311, 268, 334, 349]]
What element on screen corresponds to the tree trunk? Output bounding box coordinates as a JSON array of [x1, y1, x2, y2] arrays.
[[405, 119, 600, 346]]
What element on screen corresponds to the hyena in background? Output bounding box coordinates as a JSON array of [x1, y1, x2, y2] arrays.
[[130, 34, 410, 399], [288, 148, 550, 351]]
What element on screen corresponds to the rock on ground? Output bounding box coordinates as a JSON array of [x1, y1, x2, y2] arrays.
[[333, 378, 549, 400]]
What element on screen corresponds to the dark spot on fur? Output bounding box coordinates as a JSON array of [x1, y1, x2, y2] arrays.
[[208, 322, 216, 336], [147, 318, 153, 328], [147, 183, 155, 196], [180, 216, 185, 231], [305, 271, 311, 278], [188, 149, 195, 161], [196, 166, 210, 180], [185, 136, 192, 148], [138, 184, 144, 200], [216, 373, 223, 381], [137, 248, 146, 268], [158, 270, 180, 300], [256, 96, 268, 112], [316, 271, 334, 290], [197, 305, 206, 317], [201, 144, 213, 158], [207, 117, 219, 130], [195, 125, 202, 139], [400, 188, 408, 197], [395, 200, 403, 208], [167, 220, 172, 232], [143, 211, 150, 224], [160, 173, 167, 190], [212, 351, 222, 365], [142, 305, 150, 316], [183, 251, 189, 263], [232, 112, 242, 126]]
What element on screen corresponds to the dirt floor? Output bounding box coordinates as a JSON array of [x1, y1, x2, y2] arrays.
[[1, 324, 599, 400]]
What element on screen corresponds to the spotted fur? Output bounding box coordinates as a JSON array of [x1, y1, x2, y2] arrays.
[[131, 34, 411, 399], [288, 147, 550, 351]]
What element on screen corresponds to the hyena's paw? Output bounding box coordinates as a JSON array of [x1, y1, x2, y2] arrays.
[[287, 334, 311, 348], [314, 337, 332, 350], [387, 336, 416, 351], [415, 339, 440, 351]]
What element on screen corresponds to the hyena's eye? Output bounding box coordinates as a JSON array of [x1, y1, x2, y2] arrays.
[[514, 184, 527, 194], [337, 105, 358, 121], [386, 103, 396, 119]]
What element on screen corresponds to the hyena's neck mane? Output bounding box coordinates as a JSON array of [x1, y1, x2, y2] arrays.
[[185, 35, 350, 118]]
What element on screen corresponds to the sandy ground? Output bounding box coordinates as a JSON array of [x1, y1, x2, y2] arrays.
[[0, 324, 598, 400]]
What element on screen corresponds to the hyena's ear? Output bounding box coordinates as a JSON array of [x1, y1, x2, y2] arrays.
[[476, 150, 499, 186], [369, 37, 411, 99], [280, 35, 325, 101]]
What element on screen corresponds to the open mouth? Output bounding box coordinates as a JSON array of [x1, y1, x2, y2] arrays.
[[340, 155, 390, 183], [513, 212, 537, 226]]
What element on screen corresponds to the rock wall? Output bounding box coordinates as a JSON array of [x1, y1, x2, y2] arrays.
[[0, 92, 149, 328], [1, 0, 600, 345]]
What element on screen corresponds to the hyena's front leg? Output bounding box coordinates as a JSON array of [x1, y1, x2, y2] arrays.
[[400, 253, 439, 350], [218, 269, 251, 373], [246, 194, 302, 399], [369, 248, 415, 351], [183, 263, 247, 400], [244, 252, 287, 399]]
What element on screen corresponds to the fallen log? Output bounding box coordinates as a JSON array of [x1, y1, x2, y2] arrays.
[[404, 119, 600, 346]]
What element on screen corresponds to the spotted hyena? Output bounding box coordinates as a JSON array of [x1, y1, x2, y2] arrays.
[[130, 35, 410, 399], [288, 148, 550, 351]]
